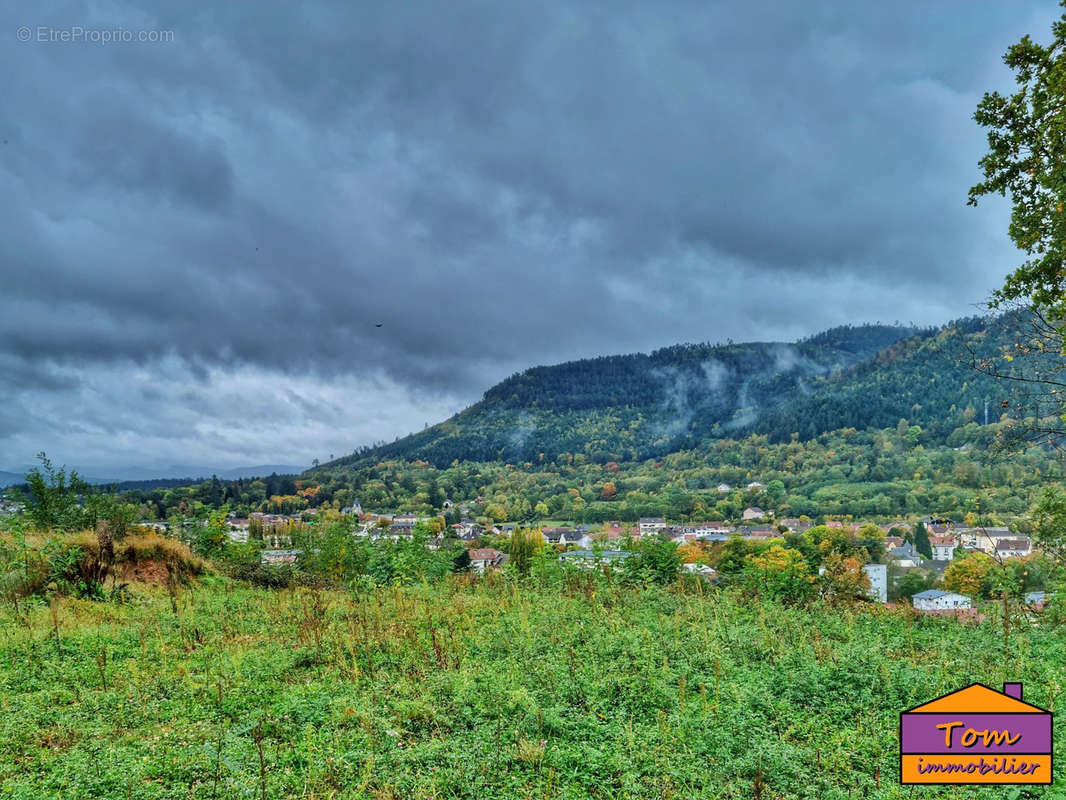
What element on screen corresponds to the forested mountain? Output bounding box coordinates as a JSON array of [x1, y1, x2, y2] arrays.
[[327, 315, 1028, 470]]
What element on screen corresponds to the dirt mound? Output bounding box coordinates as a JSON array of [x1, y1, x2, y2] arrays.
[[121, 559, 174, 584]]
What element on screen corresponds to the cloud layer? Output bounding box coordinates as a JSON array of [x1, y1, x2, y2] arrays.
[[0, 0, 1053, 469]]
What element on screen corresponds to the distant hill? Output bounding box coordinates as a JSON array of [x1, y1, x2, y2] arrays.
[[317, 316, 1032, 472], [0, 470, 25, 488], [0, 464, 304, 489]]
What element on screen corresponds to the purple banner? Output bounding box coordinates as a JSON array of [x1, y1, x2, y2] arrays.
[[901, 713, 1051, 754]]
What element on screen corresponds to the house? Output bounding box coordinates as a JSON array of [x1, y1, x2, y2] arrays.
[[226, 521, 249, 544], [863, 563, 887, 603], [385, 524, 414, 539], [884, 536, 905, 550], [674, 521, 732, 541], [261, 549, 300, 565], [559, 549, 636, 570], [638, 517, 667, 536], [886, 542, 921, 568], [741, 507, 765, 521], [693, 521, 732, 536], [542, 527, 582, 546], [900, 682, 1051, 785], [682, 563, 716, 579], [1025, 591, 1051, 607], [929, 535, 957, 561], [779, 518, 811, 534], [716, 483, 732, 493], [911, 589, 972, 611], [746, 481, 765, 491], [995, 538, 1032, 560], [468, 548, 506, 573], [956, 526, 1011, 554], [739, 526, 779, 541], [662, 526, 687, 542]]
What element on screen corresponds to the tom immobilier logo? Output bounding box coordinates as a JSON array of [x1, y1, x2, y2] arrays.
[[900, 682, 1052, 785]]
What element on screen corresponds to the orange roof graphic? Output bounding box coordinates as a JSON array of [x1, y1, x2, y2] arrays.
[[905, 683, 1047, 714]]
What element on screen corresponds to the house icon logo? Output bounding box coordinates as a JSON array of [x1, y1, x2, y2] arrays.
[[900, 682, 1052, 784]]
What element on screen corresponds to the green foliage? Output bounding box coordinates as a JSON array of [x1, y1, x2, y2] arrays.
[[507, 527, 543, 578], [913, 521, 933, 560], [969, 6, 1066, 321], [622, 536, 682, 585], [743, 545, 816, 606], [1033, 486, 1066, 563], [4, 577, 1063, 799], [21, 453, 89, 532], [192, 506, 231, 557], [895, 571, 930, 600]]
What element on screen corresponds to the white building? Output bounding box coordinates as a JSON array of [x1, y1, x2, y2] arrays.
[[638, 517, 667, 537], [682, 563, 716, 579], [863, 563, 887, 603], [929, 536, 957, 561], [956, 527, 1011, 554], [468, 548, 505, 573], [995, 538, 1032, 560], [912, 590, 972, 612]]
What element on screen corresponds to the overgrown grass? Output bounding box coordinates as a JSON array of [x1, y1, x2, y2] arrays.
[[0, 576, 1063, 799]]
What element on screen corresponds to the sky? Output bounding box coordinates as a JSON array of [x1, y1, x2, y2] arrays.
[[0, 0, 1058, 474]]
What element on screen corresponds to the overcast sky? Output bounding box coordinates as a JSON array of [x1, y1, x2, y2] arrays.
[[0, 0, 1056, 473]]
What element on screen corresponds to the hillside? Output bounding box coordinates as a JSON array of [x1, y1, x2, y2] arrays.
[[109, 311, 1064, 523], [326, 316, 1024, 470]]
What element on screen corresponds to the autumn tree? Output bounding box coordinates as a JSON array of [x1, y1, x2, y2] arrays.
[[484, 503, 508, 523], [818, 552, 872, 605], [943, 551, 994, 599], [744, 545, 815, 605]]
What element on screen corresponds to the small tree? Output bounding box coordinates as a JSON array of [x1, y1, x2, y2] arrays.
[[22, 453, 88, 532], [508, 528, 543, 578], [895, 570, 930, 601], [913, 522, 933, 560], [628, 536, 681, 585]]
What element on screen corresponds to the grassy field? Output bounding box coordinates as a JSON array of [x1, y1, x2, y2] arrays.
[[0, 574, 1064, 799]]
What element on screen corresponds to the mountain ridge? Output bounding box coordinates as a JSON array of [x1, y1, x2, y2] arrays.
[[318, 316, 1021, 473]]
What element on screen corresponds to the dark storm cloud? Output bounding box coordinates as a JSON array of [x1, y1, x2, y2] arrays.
[[0, 0, 1055, 467]]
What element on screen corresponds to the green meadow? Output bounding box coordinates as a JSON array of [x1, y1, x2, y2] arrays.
[[1, 574, 1064, 799]]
